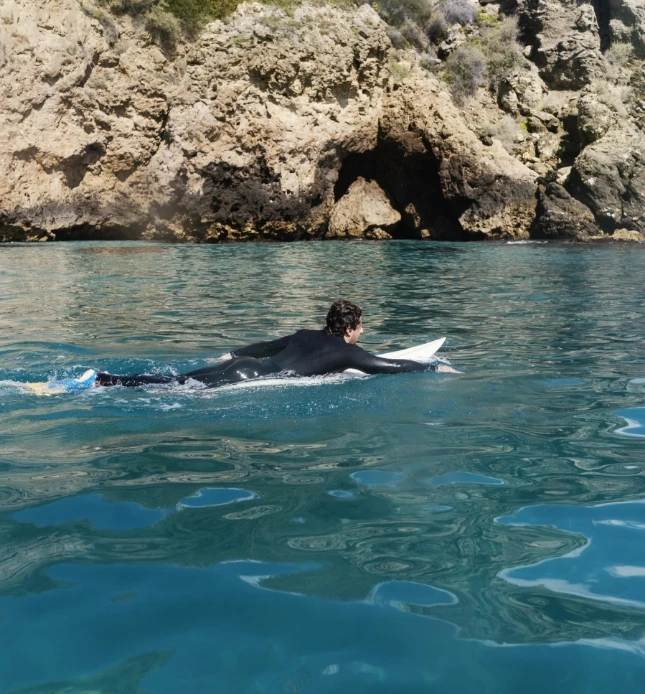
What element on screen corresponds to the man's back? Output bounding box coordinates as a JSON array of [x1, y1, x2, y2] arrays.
[[271, 329, 359, 376]]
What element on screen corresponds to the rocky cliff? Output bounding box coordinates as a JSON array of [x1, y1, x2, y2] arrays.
[[0, 0, 643, 242]]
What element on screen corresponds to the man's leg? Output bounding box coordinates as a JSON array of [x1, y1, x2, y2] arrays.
[[96, 372, 176, 387], [182, 358, 278, 388]]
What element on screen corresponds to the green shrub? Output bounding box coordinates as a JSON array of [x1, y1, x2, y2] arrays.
[[389, 56, 411, 80], [478, 17, 522, 90], [444, 44, 487, 104], [100, 0, 243, 37], [375, 0, 433, 27], [425, 15, 447, 44], [104, 0, 157, 15], [400, 17, 430, 51], [605, 42, 632, 69], [475, 8, 498, 27], [386, 26, 406, 49], [419, 51, 439, 70], [145, 5, 182, 51], [441, 0, 475, 27], [482, 113, 521, 152]]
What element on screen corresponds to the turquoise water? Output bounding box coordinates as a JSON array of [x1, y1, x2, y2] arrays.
[[1, 240, 645, 693]]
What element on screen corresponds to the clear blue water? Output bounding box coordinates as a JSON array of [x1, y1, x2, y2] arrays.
[[1, 240, 645, 693]]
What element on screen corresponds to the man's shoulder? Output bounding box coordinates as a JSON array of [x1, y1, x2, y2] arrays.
[[295, 329, 325, 339]]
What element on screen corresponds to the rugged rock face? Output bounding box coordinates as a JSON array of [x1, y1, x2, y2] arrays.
[[520, 0, 605, 89], [0, 0, 644, 243], [0, 0, 539, 242], [531, 182, 597, 240], [611, 0, 645, 56], [567, 124, 645, 233]]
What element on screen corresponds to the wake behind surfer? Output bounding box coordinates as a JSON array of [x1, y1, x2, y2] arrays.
[[96, 299, 460, 388]]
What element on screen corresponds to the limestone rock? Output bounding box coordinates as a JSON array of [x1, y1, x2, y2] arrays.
[[3, 0, 613, 243], [519, 0, 604, 89], [380, 71, 538, 240], [438, 24, 467, 59], [612, 228, 645, 241], [610, 0, 645, 56], [0, 1, 396, 240], [568, 124, 645, 233], [531, 182, 597, 240], [497, 68, 546, 115], [327, 178, 401, 238], [577, 93, 615, 145], [556, 166, 572, 185]]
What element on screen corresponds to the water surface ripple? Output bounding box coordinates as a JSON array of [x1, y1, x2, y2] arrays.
[[1, 241, 645, 693]]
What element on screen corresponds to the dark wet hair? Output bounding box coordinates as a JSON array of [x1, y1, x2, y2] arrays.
[[324, 300, 362, 337]]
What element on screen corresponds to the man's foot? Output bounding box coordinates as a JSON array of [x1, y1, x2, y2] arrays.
[[95, 371, 117, 386]]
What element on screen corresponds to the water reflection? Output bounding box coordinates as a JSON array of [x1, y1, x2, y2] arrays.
[[2, 560, 645, 694], [498, 500, 645, 609], [428, 472, 504, 487], [615, 408, 645, 437], [12, 487, 258, 530], [3, 242, 645, 691]]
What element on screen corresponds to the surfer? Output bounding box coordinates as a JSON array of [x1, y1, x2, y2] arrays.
[[95, 299, 460, 388]]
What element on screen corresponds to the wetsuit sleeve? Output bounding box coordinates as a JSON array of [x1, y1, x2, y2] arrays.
[[346, 347, 436, 374], [230, 334, 293, 359]]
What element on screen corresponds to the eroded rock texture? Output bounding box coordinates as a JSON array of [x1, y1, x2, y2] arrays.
[[0, 0, 539, 242], [0, 0, 644, 242]]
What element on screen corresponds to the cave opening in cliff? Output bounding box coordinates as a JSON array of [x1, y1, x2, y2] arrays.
[[334, 137, 467, 241], [592, 0, 611, 51], [53, 223, 148, 242]]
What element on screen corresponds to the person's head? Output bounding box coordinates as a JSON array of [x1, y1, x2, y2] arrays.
[[324, 300, 363, 344]]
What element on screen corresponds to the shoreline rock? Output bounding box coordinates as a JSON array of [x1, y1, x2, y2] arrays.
[[0, 0, 644, 243]]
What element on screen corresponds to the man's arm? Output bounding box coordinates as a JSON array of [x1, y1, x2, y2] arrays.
[[229, 334, 294, 359], [346, 347, 434, 374]]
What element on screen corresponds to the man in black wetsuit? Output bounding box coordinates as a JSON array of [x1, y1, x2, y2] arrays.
[[96, 299, 458, 388]]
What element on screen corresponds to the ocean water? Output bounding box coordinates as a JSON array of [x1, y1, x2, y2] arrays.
[[1, 240, 645, 693]]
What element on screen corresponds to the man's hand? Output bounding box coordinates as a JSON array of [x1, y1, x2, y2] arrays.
[[206, 352, 234, 363], [435, 364, 463, 374]]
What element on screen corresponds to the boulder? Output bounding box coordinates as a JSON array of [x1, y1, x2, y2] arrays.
[[519, 0, 604, 89], [531, 182, 597, 240], [327, 178, 401, 238], [612, 228, 645, 241], [567, 125, 645, 232], [497, 67, 546, 115], [438, 24, 468, 60], [577, 93, 615, 145]]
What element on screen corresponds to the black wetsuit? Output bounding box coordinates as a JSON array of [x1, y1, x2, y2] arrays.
[[96, 329, 435, 388]]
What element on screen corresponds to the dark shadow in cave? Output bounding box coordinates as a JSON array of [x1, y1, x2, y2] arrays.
[[54, 223, 148, 241], [334, 136, 469, 241], [593, 0, 611, 51]]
